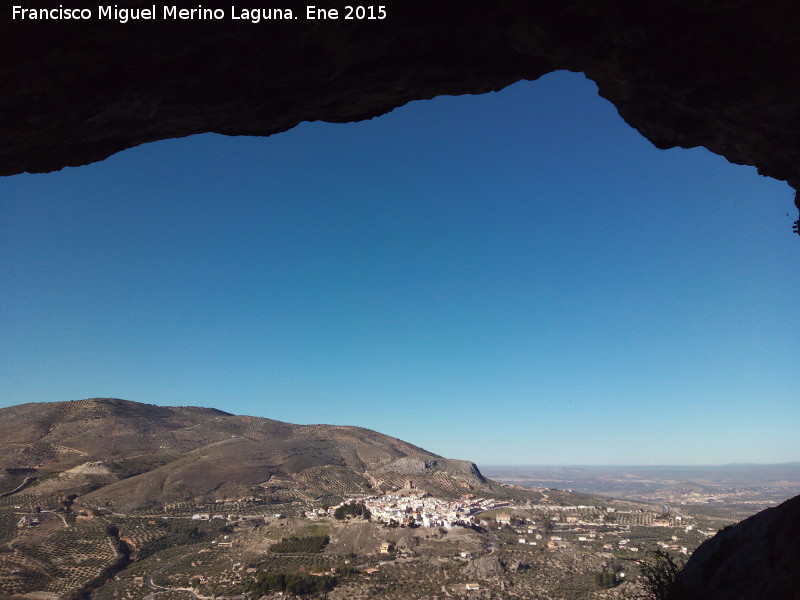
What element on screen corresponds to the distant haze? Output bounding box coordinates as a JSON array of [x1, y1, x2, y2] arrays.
[[483, 463, 800, 508]]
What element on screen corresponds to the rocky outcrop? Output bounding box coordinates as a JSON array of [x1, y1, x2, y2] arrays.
[[673, 494, 800, 600], [373, 457, 435, 475], [465, 555, 506, 578], [508, 559, 531, 573], [2, 2, 800, 219]]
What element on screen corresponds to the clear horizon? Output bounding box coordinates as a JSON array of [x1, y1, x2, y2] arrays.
[[2, 71, 798, 466]]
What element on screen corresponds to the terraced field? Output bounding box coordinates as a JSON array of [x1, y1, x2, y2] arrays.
[[0, 519, 120, 600], [295, 465, 373, 498], [0, 511, 19, 544]]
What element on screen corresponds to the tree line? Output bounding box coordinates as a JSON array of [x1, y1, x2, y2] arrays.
[[245, 572, 337, 596], [271, 535, 330, 553], [334, 502, 371, 520]]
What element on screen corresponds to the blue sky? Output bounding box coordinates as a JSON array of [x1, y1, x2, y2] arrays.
[[1, 71, 798, 466]]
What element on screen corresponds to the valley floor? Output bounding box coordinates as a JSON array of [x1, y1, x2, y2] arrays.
[[0, 489, 743, 600]]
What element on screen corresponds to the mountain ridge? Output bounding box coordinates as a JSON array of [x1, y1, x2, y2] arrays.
[[0, 398, 493, 512]]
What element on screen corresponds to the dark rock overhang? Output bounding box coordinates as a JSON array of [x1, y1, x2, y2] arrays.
[[3, 1, 800, 208]]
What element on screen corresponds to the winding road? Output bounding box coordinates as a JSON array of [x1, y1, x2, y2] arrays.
[[0, 476, 37, 498], [142, 555, 247, 600]]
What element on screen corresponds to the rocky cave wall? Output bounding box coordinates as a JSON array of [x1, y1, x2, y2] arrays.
[[673, 495, 800, 600], [2, 2, 799, 597], [3, 1, 800, 206]]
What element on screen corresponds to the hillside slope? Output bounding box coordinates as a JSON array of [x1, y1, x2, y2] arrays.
[[0, 399, 490, 511]]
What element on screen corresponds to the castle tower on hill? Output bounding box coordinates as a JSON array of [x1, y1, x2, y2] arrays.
[[405, 479, 415, 490]]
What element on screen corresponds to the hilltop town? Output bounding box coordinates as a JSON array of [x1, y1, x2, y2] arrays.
[[319, 479, 717, 554]]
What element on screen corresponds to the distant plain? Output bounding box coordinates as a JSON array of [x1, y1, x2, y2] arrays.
[[483, 463, 800, 512]]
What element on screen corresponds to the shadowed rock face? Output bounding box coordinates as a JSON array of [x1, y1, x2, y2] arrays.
[[3, 1, 800, 209], [673, 494, 800, 600]]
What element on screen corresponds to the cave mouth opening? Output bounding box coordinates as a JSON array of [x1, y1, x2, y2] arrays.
[[0, 71, 797, 468]]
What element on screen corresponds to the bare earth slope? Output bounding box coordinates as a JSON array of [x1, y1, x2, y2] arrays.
[[0, 399, 489, 511]]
